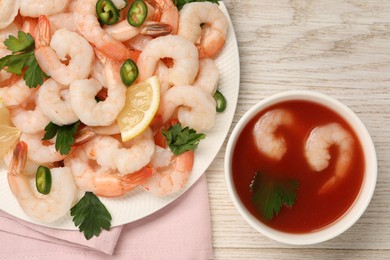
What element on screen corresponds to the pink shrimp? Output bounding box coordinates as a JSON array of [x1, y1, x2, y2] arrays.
[[73, 0, 140, 61], [178, 2, 228, 58], [7, 141, 78, 223], [146, 0, 179, 34], [305, 123, 354, 194], [34, 16, 95, 86], [64, 137, 153, 197], [142, 148, 194, 196]]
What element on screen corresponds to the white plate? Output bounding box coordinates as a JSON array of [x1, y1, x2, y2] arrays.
[[0, 2, 240, 230]]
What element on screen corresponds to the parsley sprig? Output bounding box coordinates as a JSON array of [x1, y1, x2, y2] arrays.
[[162, 123, 205, 155], [173, 0, 219, 10], [0, 31, 49, 88], [42, 121, 80, 155], [251, 172, 298, 221], [71, 192, 112, 240]]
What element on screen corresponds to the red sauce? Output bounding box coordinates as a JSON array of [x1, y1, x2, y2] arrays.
[[232, 100, 365, 233]]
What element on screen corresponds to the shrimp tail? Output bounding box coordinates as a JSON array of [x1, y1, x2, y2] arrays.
[[94, 47, 140, 65], [140, 21, 172, 37], [35, 16, 50, 49], [74, 126, 97, 145], [8, 141, 27, 176], [93, 47, 108, 65], [7, 141, 28, 196], [122, 166, 153, 191], [98, 43, 141, 62]]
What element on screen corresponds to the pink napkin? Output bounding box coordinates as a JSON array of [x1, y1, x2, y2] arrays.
[[0, 174, 213, 259]]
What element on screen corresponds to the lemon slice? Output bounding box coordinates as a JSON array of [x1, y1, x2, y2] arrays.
[[117, 76, 160, 141], [0, 98, 12, 126], [0, 100, 20, 157]]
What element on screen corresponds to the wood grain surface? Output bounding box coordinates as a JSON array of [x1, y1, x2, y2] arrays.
[[207, 1, 390, 259]]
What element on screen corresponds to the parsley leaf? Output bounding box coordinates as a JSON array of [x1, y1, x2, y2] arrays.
[[42, 121, 80, 155], [4, 31, 35, 53], [162, 123, 205, 155], [173, 0, 219, 10], [250, 172, 298, 221], [0, 31, 49, 88], [70, 192, 112, 240], [42, 122, 59, 140], [24, 57, 48, 87]]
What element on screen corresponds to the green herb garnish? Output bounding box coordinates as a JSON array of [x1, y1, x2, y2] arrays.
[[162, 123, 205, 155], [71, 192, 112, 240], [173, 0, 219, 10], [42, 121, 80, 155], [251, 172, 298, 221], [0, 31, 48, 88]]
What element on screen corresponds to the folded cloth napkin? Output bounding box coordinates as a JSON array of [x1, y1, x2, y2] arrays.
[[0, 174, 213, 260]]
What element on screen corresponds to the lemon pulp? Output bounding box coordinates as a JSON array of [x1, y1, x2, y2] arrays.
[[116, 76, 160, 142], [0, 100, 20, 157]]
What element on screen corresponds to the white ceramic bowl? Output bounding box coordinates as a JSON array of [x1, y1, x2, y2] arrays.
[[224, 90, 377, 245]]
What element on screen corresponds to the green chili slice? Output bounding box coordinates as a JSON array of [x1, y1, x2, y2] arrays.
[[36, 166, 52, 195], [120, 59, 138, 86], [214, 90, 227, 112], [96, 0, 120, 25], [127, 0, 148, 27]]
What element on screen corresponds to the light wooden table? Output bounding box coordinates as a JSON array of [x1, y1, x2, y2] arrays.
[[207, 1, 390, 259]]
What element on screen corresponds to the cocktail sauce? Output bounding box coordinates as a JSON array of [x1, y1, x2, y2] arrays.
[[232, 100, 364, 233]]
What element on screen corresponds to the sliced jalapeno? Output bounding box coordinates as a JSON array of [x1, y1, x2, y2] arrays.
[[214, 89, 227, 113], [96, 0, 120, 25], [127, 0, 148, 27], [36, 166, 52, 195], [120, 59, 138, 86]]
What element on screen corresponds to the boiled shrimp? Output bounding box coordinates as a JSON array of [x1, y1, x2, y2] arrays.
[[154, 60, 170, 93], [142, 148, 194, 196], [105, 20, 141, 42], [253, 109, 294, 161], [88, 123, 121, 136], [115, 128, 155, 175], [83, 128, 155, 176], [104, 4, 169, 42], [0, 78, 34, 107], [69, 51, 126, 126], [37, 78, 78, 126], [137, 35, 199, 86], [10, 93, 50, 134], [64, 138, 153, 197], [90, 58, 106, 86], [124, 34, 153, 52], [47, 13, 77, 35], [7, 141, 78, 223], [73, 0, 139, 61], [35, 16, 95, 86], [193, 58, 220, 95], [0, 0, 19, 29], [147, 0, 179, 34], [19, 0, 70, 18], [20, 132, 67, 164], [159, 85, 216, 132], [305, 123, 354, 194], [178, 2, 227, 58]]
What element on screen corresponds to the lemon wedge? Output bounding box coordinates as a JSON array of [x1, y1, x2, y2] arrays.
[[117, 76, 160, 142], [0, 99, 20, 157], [0, 98, 12, 126]]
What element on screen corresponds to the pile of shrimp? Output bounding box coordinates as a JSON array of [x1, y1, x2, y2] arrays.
[[0, 0, 228, 223]]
